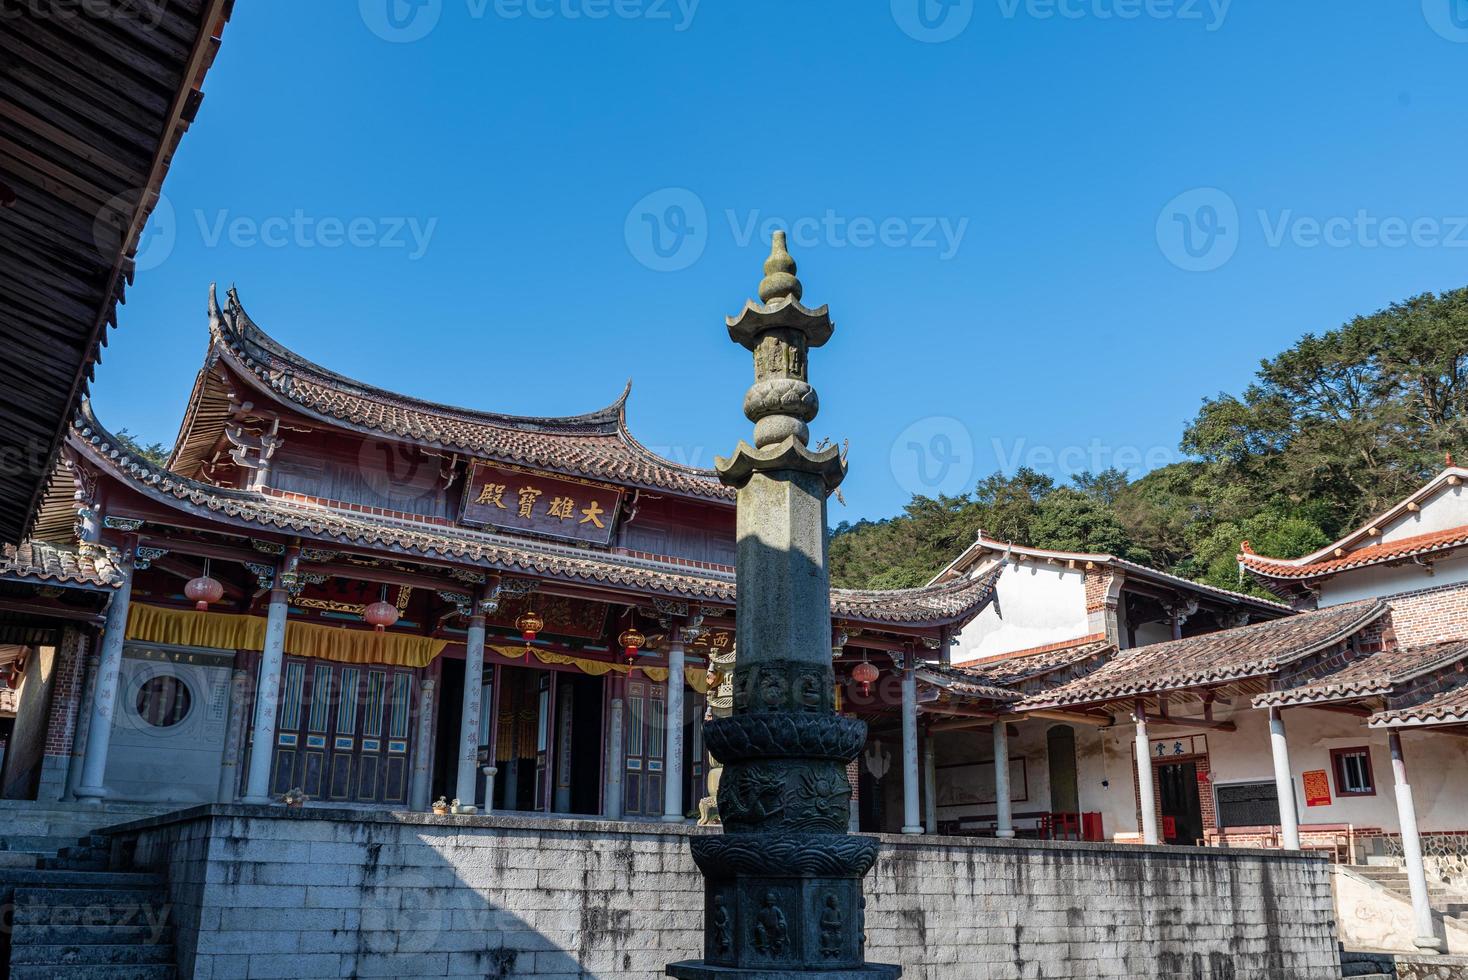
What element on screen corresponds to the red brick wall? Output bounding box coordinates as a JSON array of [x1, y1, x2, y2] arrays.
[[1084, 569, 1116, 614], [42, 627, 88, 759], [1380, 580, 1468, 647]]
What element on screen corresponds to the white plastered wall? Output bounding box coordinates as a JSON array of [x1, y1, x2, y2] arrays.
[[950, 562, 1089, 662], [1381, 483, 1468, 543], [1066, 707, 1466, 838], [1320, 550, 1468, 607], [930, 706, 1468, 841]]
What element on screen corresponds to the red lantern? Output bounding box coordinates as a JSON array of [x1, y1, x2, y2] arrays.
[[362, 585, 399, 633], [185, 559, 224, 611], [618, 627, 646, 665], [516, 610, 543, 643], [363, 600, 399, 633], [852, 661, 879, 697]]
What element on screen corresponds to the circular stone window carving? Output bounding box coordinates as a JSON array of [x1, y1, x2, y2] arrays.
[[135, 675, 192, 728]]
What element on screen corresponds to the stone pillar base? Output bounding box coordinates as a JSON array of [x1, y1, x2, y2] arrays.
[[668, 964, 901, 979]]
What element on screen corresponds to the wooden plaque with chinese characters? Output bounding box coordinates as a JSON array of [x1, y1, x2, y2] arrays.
[[460, 462, 623, 545]]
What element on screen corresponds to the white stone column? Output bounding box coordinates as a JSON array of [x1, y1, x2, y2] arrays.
[[1390, 732, 1443, 953], [901, 654, 923, 834], [993, 721, 1015, 839], [1133, 702, 1160, 845], [456, 610, 486, 805], [410, 677, 437, 811], [216, 666, 250, 802], [923, 735, 938, 833], [1268, 707, 1301, 850], [241, 587, 290, 804], [605, 678, 625, 820], [663, 637, 687, 822], [75, 556, 134, 801]]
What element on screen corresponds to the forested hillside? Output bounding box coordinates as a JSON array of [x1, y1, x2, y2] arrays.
[[830, 287, 1468, 595]]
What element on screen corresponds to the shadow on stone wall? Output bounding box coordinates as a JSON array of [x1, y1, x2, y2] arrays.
[[109, 805, 702, 978]]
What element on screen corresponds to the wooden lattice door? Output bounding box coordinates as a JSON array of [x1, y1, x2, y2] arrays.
[[621, 677, 665, 817], [269, 657, 417, 805]]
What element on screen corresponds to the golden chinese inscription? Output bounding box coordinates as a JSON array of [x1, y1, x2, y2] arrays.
[[461, 462, 623, 544]]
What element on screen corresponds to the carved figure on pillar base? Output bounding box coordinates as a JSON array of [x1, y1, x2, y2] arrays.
[[699, 646, 737, 826], [667, 233, 899, 978]]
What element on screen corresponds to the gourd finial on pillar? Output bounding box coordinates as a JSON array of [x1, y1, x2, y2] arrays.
[[758, 230, 802, 305]]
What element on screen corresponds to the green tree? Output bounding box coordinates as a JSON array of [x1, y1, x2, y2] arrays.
[[113, 429, 172, 468]]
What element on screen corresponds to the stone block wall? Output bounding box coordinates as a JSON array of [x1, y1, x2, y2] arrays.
[[108, 806, 1342, 980]]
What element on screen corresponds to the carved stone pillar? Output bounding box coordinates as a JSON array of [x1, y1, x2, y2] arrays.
[[668, 233, 899, 978]]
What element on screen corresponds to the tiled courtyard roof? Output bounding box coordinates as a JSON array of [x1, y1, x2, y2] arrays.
[[955, 637, 1114, 695], [175, 286, 733, 501], [917, 663, 1023, 705], [1254, 639, 1468, 709], [1019, 600, 1389, 710], [1240, 526, 1468, 581], [1239, 466, 1468, 586], [1371, 679, 1468, 729], [73, 405, 993, 628], [0, 540, 120, 590]]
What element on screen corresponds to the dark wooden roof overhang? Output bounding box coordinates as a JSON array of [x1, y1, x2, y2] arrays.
[[0, 0, 232, 544]]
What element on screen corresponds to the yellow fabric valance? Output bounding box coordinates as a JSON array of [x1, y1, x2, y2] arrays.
[[125, 603, 706, 686], [125, 603, 449, 669], [488, 643, 709, 693]]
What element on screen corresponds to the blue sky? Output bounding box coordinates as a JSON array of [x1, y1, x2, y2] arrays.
[[98, 1, 1468, 523]]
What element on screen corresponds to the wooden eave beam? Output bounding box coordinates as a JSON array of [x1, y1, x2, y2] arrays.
[[1024, 708, 1114, 728], [1304, 702, 1376, 718], [137, 534, 266, 567], [149, 555, 247, 599], [0, 596, 105, 624], [1145, 716, 1238, 733], [926, 717, 996, 733], [918, 702, 999, 719]]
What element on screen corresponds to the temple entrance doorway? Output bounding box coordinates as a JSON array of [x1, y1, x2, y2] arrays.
[[1158, 760, 1204, 845], [493, 665, 546, 812], [490, 664, 606, 815], [1046, 725, 1079, 815], [550, 671, 604, 815]]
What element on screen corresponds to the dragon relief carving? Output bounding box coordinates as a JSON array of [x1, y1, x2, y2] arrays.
[[717, 765, 786, 827]]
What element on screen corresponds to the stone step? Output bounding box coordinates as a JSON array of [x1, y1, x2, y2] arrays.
[[10, 942, 175, 966], [15, 886, 170, 908], [0, 850, 40, 868], [1340, 949, 1396, 978], [12, 898, 174, 929], [10, 923, 176, 946], [1, 834, 75, 853], [43, 859, 113, 873], [8, 964, 177, 980], [0, 870, 163, 889]]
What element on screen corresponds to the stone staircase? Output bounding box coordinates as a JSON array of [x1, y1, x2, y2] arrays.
[[1354, 863, 1468, 922], [0, 800, 162, 862], [0, 803, 178, 979], [1341, 948, 1397, 978]]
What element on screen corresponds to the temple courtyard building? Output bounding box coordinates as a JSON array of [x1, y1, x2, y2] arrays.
[[0, 286, 997, 826], [860, 464, 1468, 957]]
